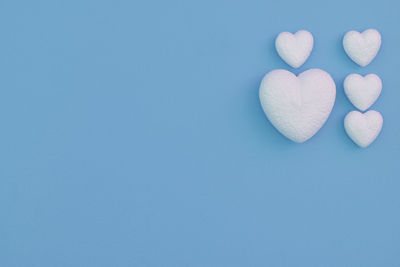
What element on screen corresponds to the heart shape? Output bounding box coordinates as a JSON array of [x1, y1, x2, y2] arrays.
[[259, 69, 336, 143], [275, 30, 313, 68], [343, 29, 381, 67], [344, 110, 383, 148], [344, 73, 382, 111]]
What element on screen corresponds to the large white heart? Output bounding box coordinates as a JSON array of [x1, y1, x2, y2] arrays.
[[344, 73, 382, 111], [343, 29, 381, 67], [344, 110, 383, 148], [259, 69, 336, 143], [275, 30, 313, 68]]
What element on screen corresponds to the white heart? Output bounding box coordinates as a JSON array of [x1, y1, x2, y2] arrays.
[[259, 69, 336, 143], [344, 110, 383, 148], [343, 29, 381, 67], [344, 73, 382, 111], [275, 30, 313, 68]]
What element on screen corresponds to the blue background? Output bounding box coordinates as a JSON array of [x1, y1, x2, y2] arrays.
[[1, 0, 399, 266]]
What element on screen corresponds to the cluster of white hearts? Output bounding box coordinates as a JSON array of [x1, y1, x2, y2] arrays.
[[259, 29, 382, 148], [343, 30, 382, 148]]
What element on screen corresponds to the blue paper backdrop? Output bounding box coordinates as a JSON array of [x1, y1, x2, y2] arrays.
[[1, 0, 399, 266]]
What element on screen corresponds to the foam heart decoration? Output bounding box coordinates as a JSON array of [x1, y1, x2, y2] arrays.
[[343, 29, 381, 67], [275, 30, 313, 68], [344, 110, 383, 148], [344, 73, 382, 111], [259, 69, 336, 143]]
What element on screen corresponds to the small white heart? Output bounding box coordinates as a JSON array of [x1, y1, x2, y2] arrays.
[[343, 29, 381, 67], [344, 73, 382, 111], [344, 110, 383, 148], [275, 30, 313, 68], [259, 69, 336, 143]]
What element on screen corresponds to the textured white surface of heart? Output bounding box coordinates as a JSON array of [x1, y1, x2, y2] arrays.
[[343, 29, 381, 67], [344, 73, 382, 111], [275, 30, 313, 68], [259, 69, 336, 143], [344, 110, 383, 148]]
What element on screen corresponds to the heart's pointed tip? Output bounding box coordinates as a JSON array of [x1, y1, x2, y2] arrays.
[[357, 142, 370, 148], [289, 136, 309, 143]]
